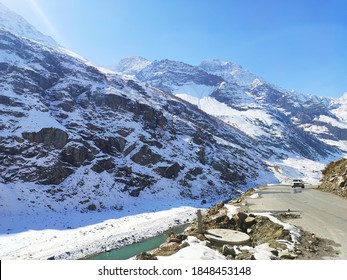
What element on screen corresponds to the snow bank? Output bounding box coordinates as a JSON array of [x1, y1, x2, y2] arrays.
[[0, 207, 197, 260], [238, 243, 274, 260], [253, 212, 301, 243], [249, 193, 259, 199], [158, 236, 226, 260], [224, 204, 239, 218]]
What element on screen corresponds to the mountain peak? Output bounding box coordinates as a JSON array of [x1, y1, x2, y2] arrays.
[[339, 92, 347, 100], [114, 56, 152, 75], [0, 3, 57, 47], [200, 59, 238, 67], [199, 59, 259, 87]]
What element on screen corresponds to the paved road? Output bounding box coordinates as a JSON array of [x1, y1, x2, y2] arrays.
[[245, 184, 347, 259]]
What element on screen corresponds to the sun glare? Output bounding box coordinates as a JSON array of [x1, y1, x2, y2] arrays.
[[26, 0, 65, 44]]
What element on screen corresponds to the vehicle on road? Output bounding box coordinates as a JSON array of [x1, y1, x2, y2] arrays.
[[292, 179, 305, 188]]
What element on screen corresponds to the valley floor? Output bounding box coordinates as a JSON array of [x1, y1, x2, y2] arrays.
[[0, 205, 198, 260]]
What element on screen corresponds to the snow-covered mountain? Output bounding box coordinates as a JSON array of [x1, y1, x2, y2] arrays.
[[114, 56, 347, 183], [0, 5, 287, 217], [1, 3, 346, 219], [116, 57, 346, 156]]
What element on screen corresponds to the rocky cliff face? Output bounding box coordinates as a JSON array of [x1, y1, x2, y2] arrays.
[[319, 158, 347, 198]]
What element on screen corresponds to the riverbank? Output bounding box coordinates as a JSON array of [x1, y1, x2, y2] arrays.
[[0, 206, 197, 260], [1, 187, 339, 260]]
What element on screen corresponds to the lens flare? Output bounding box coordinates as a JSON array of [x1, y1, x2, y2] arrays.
[[26, 0, 65, 44]]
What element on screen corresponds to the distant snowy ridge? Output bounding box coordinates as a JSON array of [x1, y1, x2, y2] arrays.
[[199, 59, 259, 87], [113, 56, 152, 76], [0, 3, 57, 47], [115, 55, 347, 183]]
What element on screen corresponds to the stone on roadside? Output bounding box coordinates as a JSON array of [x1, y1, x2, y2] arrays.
[[222, 245, 236, 257], [135, 252, 158, 260]]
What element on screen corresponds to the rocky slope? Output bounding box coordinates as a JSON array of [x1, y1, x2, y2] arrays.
[[319, 158, 347, 198], [0, 6, 282, 215]]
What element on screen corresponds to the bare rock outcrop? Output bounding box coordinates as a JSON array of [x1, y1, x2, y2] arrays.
[[319, 158, 347, 198], [22, 127, 68, 149]]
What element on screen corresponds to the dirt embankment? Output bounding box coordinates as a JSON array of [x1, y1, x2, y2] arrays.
[[319, 158, 347, 198]]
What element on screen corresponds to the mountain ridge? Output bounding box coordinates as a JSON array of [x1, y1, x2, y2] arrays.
[[0, 3, 346, 218], [0, 20, 279, 216], [115, 56, 345, 157]]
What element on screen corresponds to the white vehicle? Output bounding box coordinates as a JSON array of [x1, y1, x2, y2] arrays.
[[292, 179, 305, 188]]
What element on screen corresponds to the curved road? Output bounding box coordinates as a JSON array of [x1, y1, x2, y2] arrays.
[[245, 184, 347, 259]]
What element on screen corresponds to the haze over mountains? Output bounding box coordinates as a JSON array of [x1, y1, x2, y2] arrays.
[[1, 3, 347, 217]]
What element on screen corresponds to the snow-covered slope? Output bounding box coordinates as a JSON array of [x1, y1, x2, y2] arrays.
[[115, 56, 347, 183], [330, 92, 347, 122], [0, 8, 283, 219]]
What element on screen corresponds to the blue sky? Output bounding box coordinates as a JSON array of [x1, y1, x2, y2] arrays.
[[1, 0, 346, 97]]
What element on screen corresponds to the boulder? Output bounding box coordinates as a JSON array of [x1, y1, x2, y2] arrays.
[[250, 216, 291, 245], [58, 100, 75, 112], [234, 251, 253, 260], [91, 158, 115, 173], [222, 245, 237, 257], [117, 128, 133, 137], [94, 93, 128, 110], [94, 136, 127, 155], [130, 145, 162, 166], [167, 233, 187, 243], [155, 162, 182, 179], [135, 252, 158, 260], [153, 242, 181, 256], [35, 163, 73, 185], [212, 160, 245, 183], [0, 95, 23, 107], [119, 173, 156, 197], [60, 144, 92, 166], [108, 136, 127, 153], [22, 128, 68, 149], [132, 103, 167, 128], [123, 143, 137, 156], [87, 204, 97, 211]]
